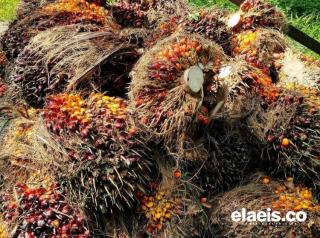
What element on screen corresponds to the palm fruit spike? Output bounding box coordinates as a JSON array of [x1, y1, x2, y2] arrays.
[[0, 51, 7, 78], [1, 0, 115, 61], [110, 1, 149, 28], [0, 82, 5, 98], [136, 166, 208, 237], [261, 95, 320, 185], [138, 190, 182, 235], [231, 29, 287, 73], [221, 61, 280, 106], [272, 177, 319, 212], [0, 222, 6, 238], [227, 0, 286, 31], [129, 33, 227, 157], [41, 93, 155, 213], [11, 24, 137, 108], [187, 120, 255, 197], [0, 182, 91, 237], [211, 175, 320, 237], [145, 16, 181, 48], [182, 9, 232, 55], [16, 0, 55, 20]]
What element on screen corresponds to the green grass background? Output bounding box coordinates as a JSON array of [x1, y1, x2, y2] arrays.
[[0, 0, 319, 57], [0, 0, 19, 21]]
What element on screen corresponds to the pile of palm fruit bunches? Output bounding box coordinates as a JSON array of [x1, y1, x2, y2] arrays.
[[0, 0, 319, 237]]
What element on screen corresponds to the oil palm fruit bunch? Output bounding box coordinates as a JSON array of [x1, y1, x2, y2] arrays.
[[188, 120, 255, 198], [0, 222, 6, 238], [110, 1, 149, 28], [261, 94, 320, 185], [136, 168, 207, 237], [216, 61, 280, 119], [129, 33, 227, 156], [231, 29, 287, 74], [138, 190, 183, 235], [272, 177, 320, 212], [41, 93, 155, 213], [16, 0, 55, 20], [211, 175, 320, 238], [227, 0, 286, 31], [0, 82, 5, 98], [182, 9, 232, 55], [0, 51, 7, 77], [144, 16, 181, 48], [0, 182, 91, 238], [11, 24, 136, 107], [1, 0, 115, 61], [42, 0, 110, 25]]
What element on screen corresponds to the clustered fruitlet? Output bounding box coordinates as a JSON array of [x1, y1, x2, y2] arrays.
[[241, 69, 279, 104], [42, 93, 153, 212], [264, 95, 320, 179], [281, 83, 320, 108], [43, 0, 109, 25], [134, 37, 222, 130], [231, 29, 285, 73], [183, 10, 232, 54], [12, 48, 70, 107], [111, 1, 148, 27], [270, 177, 320, 212], [231, 30, 264, 69], [0, 82, 5, 98], [238, 0, 285, 30], [138, 191, 182, 234], [10, 23, 103, 108], [0, 183, 90, 238], [146, 17, 180, 47], [1, 0, 111, 61]]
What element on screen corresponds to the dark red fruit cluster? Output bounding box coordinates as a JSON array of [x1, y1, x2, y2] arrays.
[[42, 93, 152, 212], [183, 10, 232, 54], [0, 82, 5, 98], [0, 183, 90, 238], [266, 98, 319, 153], [42, 93, 135, 149], [0, 51, 7, 78], [111, 2, 148, 27], [239, 0, 285, 30], [1, 0, 111, 61], [10, 24, 102, 108]]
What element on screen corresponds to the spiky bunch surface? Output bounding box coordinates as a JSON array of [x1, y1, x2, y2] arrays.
[[224, 63, 279, 105], [42, 93, 154, 213], [43, 0, 109, 24], [1, 0, 113, 61], [0, 51, 7, 80], [11, 24, 136, 107], [0, 182, 90, 238], [272, 178, 319, 212], [238, 0, 286, 31], [211, 175, 320, 238], [0, 82, 5, 98], [16, 0, 56, 20], [231, 29, 287, 72], [189, 121, 255, 197], [111, 1, 148, 28], [182, 9, 232, 54], [134, 171, 208, 238], [130, 33, 227, 155], [138, 190, 182, 234], [263, 96, 320, 183]]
